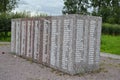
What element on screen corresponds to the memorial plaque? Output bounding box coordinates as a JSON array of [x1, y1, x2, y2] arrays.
[[15, 19, 21, 55], [95, 19, 102, 64], [21, 20, 26, 56], [37, 20, 41, 61], [56, 19, 61, 67], [11, 20, 16, 53], [42, 20, 50, 64], [26, 20, 31, 57], [62, 19, 73, 70], [83, 19, 89, 63], [39, 19, 44, 63], [50, 20, 57, 66], [34, 20, 40, 60], [67, 19, 74, 72], [15, 20, 18, 54], [88, 20, 96, 64], [31, 20, 34, 58], [75, 19, 84, 63]]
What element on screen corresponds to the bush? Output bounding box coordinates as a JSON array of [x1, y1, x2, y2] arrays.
[[102, 23, 120, 35]]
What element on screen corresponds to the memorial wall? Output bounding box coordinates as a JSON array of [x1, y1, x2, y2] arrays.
[[11, 14, 102, 75]]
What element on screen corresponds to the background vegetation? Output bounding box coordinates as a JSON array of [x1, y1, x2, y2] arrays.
[[63, 0, 120, 24], [0, 11, 31, 42], [0, 11, 47, 41], [102, 23, 120, 35], [0, 0, 19, 13]]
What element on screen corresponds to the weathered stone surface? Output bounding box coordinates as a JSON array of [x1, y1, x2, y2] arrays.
[[11, 14, 102, 75]]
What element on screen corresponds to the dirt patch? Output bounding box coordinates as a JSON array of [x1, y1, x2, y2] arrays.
[[0, 44, 120, 80]]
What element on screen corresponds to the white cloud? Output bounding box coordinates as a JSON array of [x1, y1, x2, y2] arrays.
[[13, 0, 64, 15]]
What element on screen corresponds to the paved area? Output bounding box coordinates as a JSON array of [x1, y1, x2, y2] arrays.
[[0, 42, 10, 45], [101, 52, 120, 59], [0, 44, 120, 80]]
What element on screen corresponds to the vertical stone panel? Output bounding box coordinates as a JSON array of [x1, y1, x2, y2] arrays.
[[50, 19, 57, 66], [50, 17, 62, 68], [75, 19, 84, 62], [46, 19, 51, 65], [38, 19, 41, 61], [39, 19, 44, 63], [31, 19, 35, 59], [56, 18, 61, 68], [95, 18, 102, 64], [83, 19, 89, 64], [15, 20, 18, 54], [11, 20, 16, 53], [15, 19, 21, 55], [21, 19, 26, 56], [67, 17, 75, 73], [88, 20, 96, 65], [42, 20, 51, 64], [59, 16, 64, 69], [34, 19, 39, 60], [74, 15, 86, 73], [62, 19, 69, 70], [62, 17, 73, 70], [26, 20, 31, 57]]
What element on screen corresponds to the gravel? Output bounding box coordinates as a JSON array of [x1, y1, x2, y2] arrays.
[[0, 44, 120, 80]]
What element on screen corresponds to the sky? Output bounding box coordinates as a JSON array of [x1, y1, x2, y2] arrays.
[[13, 0, 64, 16]]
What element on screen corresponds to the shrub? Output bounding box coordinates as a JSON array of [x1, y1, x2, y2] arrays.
[[102, 23, 120, 35]]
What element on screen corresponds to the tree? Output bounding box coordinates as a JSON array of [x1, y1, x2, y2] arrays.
[[0, 0, 19, 13], [62, 0, 89, 14], [0, 0, 19, 40], [91, 0, 120, 24], [62, 0, 120, 24]]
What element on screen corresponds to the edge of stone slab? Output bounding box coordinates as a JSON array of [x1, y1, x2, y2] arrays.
[[0, 42, 10, 45], [100, 52, 120, 59]]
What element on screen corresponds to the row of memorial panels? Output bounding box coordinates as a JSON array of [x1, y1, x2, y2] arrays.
[[11, 16, 101, 74]]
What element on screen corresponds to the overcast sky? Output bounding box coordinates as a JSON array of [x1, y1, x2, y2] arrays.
[[13, 0, 64, 15]]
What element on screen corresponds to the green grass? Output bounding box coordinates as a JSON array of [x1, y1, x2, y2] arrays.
[[101, 35, 120, 55]]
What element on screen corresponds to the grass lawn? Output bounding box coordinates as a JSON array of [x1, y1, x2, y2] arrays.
[[101, 35, 120, 55]]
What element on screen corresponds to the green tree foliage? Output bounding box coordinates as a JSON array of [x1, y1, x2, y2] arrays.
[[0, 0, 19, 41], [62, 0, 89, 14], [0, 12, 48, 41], [0, 12, 30, 40], [0, 0, 19, 13], [91, 0, 120, 24], [63, 0, 120, 24]]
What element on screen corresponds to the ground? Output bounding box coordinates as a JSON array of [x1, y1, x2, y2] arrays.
[[0, 43, 120, 80]]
